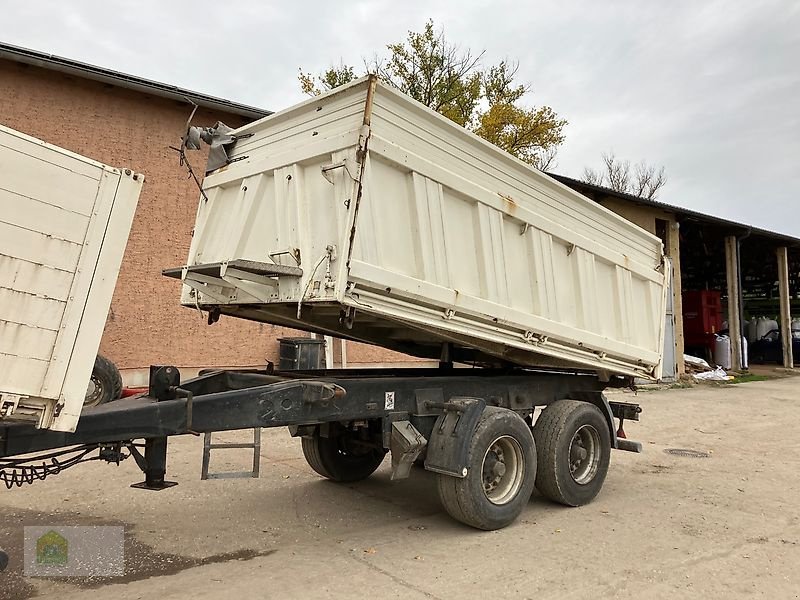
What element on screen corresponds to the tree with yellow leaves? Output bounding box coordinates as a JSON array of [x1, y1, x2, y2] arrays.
[[299, 21, 566, 170]]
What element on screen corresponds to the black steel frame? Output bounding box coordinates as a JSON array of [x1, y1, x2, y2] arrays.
[[0, 366, 639, 487]]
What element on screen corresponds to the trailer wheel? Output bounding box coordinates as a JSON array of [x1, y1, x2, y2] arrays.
[[532, 400, 611, 507], [84, 354, 123, 408], [436, 407, 536, 530], [302, 430, 387, 483]]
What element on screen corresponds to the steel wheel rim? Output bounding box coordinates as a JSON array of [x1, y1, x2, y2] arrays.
[[569, 424, 600, 484], [481, 435, 524, 505], [84, 377, 104, 407]]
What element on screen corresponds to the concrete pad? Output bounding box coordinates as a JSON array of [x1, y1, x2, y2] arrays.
[[1, 378, 799, 599]]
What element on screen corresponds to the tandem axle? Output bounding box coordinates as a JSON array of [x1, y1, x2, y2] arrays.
[[0, 366, 642, 530]]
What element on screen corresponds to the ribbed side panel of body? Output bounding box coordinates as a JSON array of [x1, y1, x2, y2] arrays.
[[177, 77, 668, 380], [0, 124, 142, 431]]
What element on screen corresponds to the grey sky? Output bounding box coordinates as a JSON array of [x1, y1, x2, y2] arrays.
[[3, 1, 798, 236]]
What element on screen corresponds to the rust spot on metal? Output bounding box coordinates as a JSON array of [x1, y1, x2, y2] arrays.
[[499, 193, 516, 214]]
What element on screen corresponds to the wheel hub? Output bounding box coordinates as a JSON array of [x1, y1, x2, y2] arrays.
[[84, 376, 103, 407], [481, 435, 524, 505], [568, 424, 601, 485]]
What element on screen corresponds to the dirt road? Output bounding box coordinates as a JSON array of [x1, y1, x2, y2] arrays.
[[1, 378, 798, 599]]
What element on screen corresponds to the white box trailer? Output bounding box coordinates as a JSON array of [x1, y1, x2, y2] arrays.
[[0, 79, 657, 531], [0, 124, 143, 432], [170, 76, 669, 380]]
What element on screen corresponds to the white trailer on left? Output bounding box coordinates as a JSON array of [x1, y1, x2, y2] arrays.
[[0, 124, 143, 432]]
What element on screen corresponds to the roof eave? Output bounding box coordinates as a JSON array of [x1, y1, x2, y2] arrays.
[[0, 41, 271, 120], [549, 173, 800, 247]]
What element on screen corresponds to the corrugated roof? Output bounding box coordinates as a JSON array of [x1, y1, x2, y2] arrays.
[[550, 173, 800, 246], [0, 41, 271, 120]]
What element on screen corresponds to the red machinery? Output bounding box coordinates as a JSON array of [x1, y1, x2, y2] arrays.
[[682, 290, 723, 356]]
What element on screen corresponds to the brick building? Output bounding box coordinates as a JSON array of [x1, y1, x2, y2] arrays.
[[3, 42, 796, 383], [0, 42, 419, 384]]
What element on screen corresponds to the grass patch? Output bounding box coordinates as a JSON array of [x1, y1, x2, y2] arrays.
[[668, 381, 694, 389], [727, 373, 771, 384]]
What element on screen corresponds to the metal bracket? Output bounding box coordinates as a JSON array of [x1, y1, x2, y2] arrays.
[[148, 366, 181, 401], [339, 306, 356, 329], [609, 401, 642, 422], [424, 398, 486, 478], [321, 159, 358, 184], [0, 394, 22, 418], [269, 248, 302, 267], [390, 421, 427, 481]]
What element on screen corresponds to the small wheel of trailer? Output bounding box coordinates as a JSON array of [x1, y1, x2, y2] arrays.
[[302, 428, 387, 483], [436, 407, 536, 531], [532, 399, 611, 507], [84, 354, 123, 408]]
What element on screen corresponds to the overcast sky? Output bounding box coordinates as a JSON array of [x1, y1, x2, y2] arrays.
[[3, 1, 798, 236]]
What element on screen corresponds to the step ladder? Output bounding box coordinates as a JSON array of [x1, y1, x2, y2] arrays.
[[201, 428, 261, 480]]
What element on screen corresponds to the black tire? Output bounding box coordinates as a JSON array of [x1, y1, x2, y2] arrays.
[[301, 430, 386, 483], [84, 354, 123, 408], [532, 400, 611, 507], [436, 407, 536, 531]]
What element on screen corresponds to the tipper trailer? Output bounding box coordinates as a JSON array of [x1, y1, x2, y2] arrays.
[[0, 76, 666, 530], [0, 124, 142, 432]]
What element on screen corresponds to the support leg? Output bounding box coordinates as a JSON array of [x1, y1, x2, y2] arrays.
[[131, 437, 177, 490]]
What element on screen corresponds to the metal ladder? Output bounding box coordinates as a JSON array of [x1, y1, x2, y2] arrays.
[[201, 429, 261, 480]]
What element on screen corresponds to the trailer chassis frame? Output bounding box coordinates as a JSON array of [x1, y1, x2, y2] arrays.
[[0, 366, 641, 489]]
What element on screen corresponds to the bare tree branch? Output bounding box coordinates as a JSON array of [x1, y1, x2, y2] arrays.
[[583, 152, 667, 199], [532, 147, 558, 171], [603, 152, 630, 193], [582, 167, 604, 186]]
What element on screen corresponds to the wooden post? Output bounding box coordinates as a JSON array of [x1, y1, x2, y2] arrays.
[[668, 221, 685, 377], [724, 236, 743, 370], [777, 246, 794, 368]]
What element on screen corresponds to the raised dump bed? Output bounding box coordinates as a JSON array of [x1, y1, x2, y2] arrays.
[[168, 76, 669, 379], [0, 124, 143, 432]]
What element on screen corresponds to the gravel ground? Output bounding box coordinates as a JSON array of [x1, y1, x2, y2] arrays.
[[1, 377, 798, 599]]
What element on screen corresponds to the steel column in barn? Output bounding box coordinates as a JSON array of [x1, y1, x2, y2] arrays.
[[776, 246, 794, 369], [724, 236, 743, 370]]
